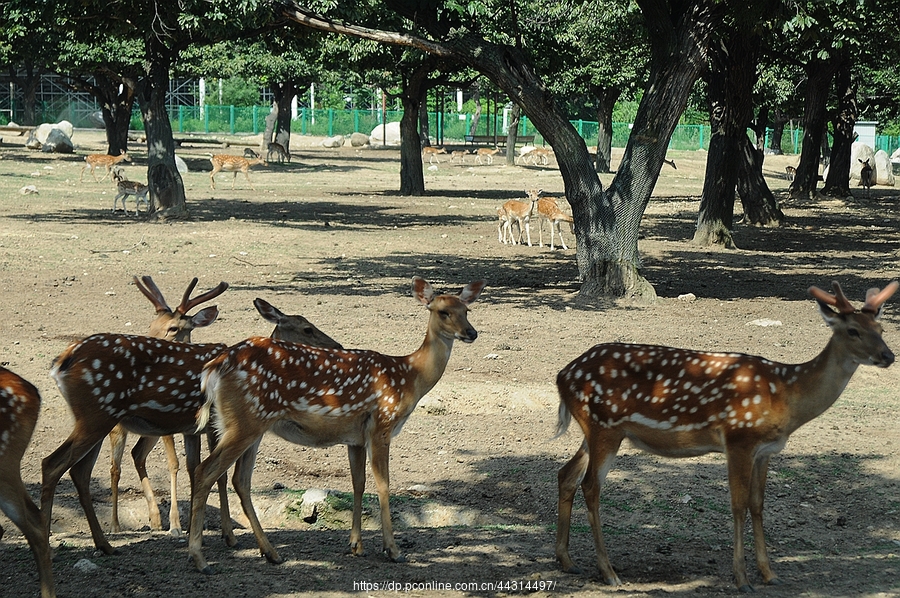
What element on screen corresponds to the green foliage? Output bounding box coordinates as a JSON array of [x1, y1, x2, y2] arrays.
[[206, 77, 262, 106]]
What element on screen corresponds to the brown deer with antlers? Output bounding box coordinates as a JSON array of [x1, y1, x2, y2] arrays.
[[186, 277, 485, 573], [41, 284, 341, 556], [554, 280, 897, 592], [108, 276, 228, 537], [0, 368, 55, 598]]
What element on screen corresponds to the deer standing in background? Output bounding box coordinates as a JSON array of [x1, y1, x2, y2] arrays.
[[209, 154, 266, 190], [421, 146, 447, 164], [536, 195, 575, 250], [498, 189, 540, 246], [475, 147, 501, 165], [112, 168, 150, 216], [108, 276, 228, 536], [554, 280, 897, 592], [784, 165, 796, 181], [80, 150, 131, 183], [187, 277, 485, 573], [0, 368, 56, 598], [858, 158, 874, 196], [266, 142, 291, 164]]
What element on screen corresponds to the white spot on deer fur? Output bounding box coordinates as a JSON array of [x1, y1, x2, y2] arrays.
[[769, 383, 777, 394]]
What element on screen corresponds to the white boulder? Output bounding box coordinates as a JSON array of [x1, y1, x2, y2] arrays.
[[874, 149, 894, 186], [369, 121, 401, 145], [321, 135, 345, 148]]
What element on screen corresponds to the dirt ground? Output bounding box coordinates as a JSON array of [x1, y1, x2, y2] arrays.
[[0, 129, 899, 598]]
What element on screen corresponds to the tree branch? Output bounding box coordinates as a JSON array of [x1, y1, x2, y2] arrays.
[[276, 0, 455, 58]]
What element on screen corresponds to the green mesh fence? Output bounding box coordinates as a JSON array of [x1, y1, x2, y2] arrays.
[[87, 104, 893, 156]]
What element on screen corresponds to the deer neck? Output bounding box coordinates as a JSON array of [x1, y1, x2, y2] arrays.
[[784, 336, 859, 431], [405, 314, 456, 402]]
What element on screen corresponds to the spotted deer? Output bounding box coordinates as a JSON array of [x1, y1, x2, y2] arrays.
[[450, 149, 469, 164], [536, 195, 575, 250], [0, 368, 56, 598], [475, 147, 501, 165], [266, 142, 291, 164], [186, 277, 485, 573], [525, 147, 553, 166], [421, 146, 447, 164], [554, 281, 897, 592], [209, 154, 267, 190], [41, 288, 340, 556], [108, 276, 228, 537], [785, 165, 797, 181], [498, 189, 540, 246], [80, 150, 131, 183], [112, 168, 150, 216]]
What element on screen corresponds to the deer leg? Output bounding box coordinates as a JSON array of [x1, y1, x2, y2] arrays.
[[108, 424, 127, 533], [184, 433, 235, 545], [207, 429, 235, 546], [557, 222, 569, 250], [726, 448, 754, 592], [369, 437, 403, 562], [69, 440, 116, 555], [161, 435, 181, 535], [244, 171, 254, 190], [0, 464, 56, 598], [41, 424, 113, 540], [230, 438, 282, 563], [347, 444, 367, 556], [556, 440, 589, 573], [582, 433, 623, 586], [209, 171, 217, 189], [231, 172, 237, 190], [130, 435, 164, 531], [188, 431, 262, 574], [524, 220, 533, 246], [750, 455, 779, 585]]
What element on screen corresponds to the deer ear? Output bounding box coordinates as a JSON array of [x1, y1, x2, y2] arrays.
[[816, 300, 841, 328], [459, 280, 486, 305], [190, 306, 219, 328], [412, 277, 434, 305]]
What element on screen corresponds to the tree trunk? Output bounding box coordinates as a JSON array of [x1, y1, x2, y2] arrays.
[[418, 94, 430, 147], [271, 82, 298, 153], [398, 65, 431, 196], [737, 136, 784, 226], [768, 109, 788, 154], [94, 74, 135, 155], [505, 104, 521, 166], [592, 85, 621, 173], [790, 59, 836, 199], [695, 24, 782, 245], [469, 81, 481, 135], [11, 63, 42, 125], [823, 55, 855, 198], [752, 106, 768, 150], [137, 38, 188, 220]]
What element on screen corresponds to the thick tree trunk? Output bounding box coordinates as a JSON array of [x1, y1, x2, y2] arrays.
[[790, 60, 835, 199], [137, 39, 188, 220], [823, 56, 855, 198], [592, 86, 620, 173], [737, 137, 784, 226], [93, 75, 135, 155], [695, 25, 782, 246]]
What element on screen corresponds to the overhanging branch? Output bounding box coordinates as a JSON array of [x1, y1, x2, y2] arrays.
[[276, 0, 455, 58]]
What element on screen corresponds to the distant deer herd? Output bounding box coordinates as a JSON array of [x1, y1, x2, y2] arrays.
[[3, 141, 893, 596]]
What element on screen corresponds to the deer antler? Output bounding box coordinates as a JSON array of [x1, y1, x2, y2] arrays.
[[175, 278, 229, 315], [133, 275, 171, 314], [863, 280, 899, 314], [808, 281, 856, 314]]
